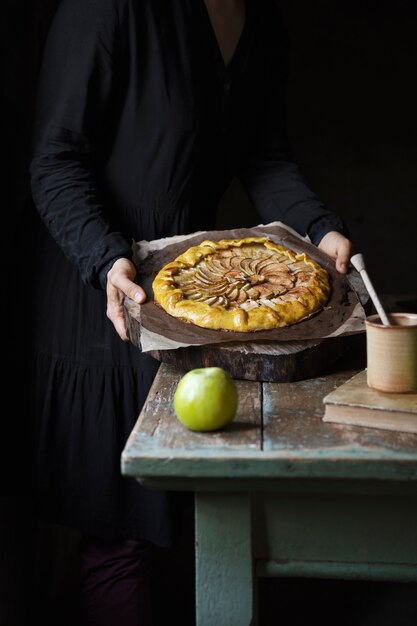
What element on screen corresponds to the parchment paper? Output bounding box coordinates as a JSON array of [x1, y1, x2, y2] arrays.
[[129, 222, 367, 352]]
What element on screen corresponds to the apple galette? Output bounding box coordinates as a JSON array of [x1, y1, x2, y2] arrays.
[[152, 237, 331, 332]]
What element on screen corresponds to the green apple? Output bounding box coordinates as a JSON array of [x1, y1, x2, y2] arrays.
[[173, 367, 238, 431]]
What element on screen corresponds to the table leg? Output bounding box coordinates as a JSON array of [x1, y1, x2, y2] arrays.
[[195, 492, 255, 626]]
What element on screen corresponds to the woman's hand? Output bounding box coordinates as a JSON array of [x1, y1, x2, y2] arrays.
[[106, 258, 147, 341], [318, 231, 353, 274]]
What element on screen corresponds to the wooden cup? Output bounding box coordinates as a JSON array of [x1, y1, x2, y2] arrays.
[[365, 313, 417, 393]]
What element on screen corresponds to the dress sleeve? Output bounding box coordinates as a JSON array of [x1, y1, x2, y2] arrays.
[[238, 11, 349, 245], [29, 0, 132, 289]]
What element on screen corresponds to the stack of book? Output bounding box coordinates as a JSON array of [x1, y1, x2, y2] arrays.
[[322, 370, 417, 434]]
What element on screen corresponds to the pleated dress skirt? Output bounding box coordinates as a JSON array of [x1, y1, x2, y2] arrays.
[[29, 205, 199, 546]]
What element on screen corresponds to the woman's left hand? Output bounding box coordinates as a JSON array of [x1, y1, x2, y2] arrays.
[[318, 231, 353, 274]]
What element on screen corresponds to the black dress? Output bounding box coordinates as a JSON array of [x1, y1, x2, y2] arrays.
[[29, 0, 347, 545]]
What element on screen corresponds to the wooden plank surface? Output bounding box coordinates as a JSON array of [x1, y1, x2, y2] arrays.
[[263, 368, 417, 457], [122, 363, 262, 470], [122, 363, 417, 483], [133, 362, 261, 449]]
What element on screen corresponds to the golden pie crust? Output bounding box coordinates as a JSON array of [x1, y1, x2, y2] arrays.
[[152, 237, 331, 332]]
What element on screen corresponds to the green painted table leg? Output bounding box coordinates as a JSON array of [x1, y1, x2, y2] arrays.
[[195, 492, 255, 626]]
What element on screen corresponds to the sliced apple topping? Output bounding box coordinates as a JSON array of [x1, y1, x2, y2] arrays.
[[174, 244, 312, 310], [152, 237, 331, 331]]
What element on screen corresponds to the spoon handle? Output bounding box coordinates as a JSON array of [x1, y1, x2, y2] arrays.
[[350, 253, 391, 325]]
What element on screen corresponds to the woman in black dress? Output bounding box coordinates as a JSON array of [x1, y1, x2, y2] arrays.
[[29, 0, 352, 623]]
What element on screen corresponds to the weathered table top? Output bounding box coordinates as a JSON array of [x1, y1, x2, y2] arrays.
[[122, 361, 417, 487], [122, 354, 417, 624]]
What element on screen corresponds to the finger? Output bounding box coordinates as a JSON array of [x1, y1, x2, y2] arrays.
[[111, 274, 147, 304], [106, 280, 124, 309], [336, 258, 348, 274], [335, 241, 353, 274], [113, 317, 129, 342], [107, 302, 129, 341]]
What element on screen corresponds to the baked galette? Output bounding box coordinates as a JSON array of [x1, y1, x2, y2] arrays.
[[152, 237, 331, 332]]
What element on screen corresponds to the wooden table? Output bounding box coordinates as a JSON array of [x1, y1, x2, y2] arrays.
[[121, 359, 417, 626]]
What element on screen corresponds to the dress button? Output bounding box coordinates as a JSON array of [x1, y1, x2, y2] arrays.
[[223, 79, 231, 93]]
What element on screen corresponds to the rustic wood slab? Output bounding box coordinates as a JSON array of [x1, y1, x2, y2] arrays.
[[149, 334, 361, 382], [125, 298, 366, 382]]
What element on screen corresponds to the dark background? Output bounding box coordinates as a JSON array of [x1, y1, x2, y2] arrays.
[[219, 0, 417, 301], [2, 1, 417, 625]]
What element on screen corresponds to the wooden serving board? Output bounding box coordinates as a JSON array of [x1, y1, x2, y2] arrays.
[[125, 295, 366, 382], [146, 336, 359, 382]]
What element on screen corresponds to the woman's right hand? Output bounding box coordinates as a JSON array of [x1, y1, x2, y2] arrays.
[[106, 258, 147, 341], [317, 231, 353, 274]]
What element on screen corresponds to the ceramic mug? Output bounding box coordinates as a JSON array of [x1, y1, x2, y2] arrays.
[[365, 313, 417, 393]]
